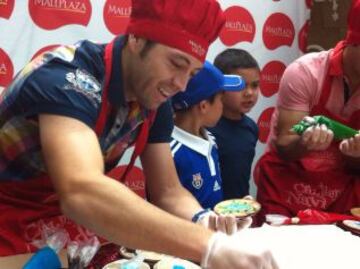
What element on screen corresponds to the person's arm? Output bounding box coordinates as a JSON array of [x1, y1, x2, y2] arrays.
[[39, 114, 211, 262], [145, 102, 244, 234], [142, 142, 252, 234], [274, 108, 334, 161], [142, 101, 203, 219], [141, 142, 203, 220], [40, 113, 279, 268], [274, 108, 310, 160], [272, 56, 334, 160]]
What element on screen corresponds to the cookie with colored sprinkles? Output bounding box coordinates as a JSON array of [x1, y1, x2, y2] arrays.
[[214, 199, 261, 218]]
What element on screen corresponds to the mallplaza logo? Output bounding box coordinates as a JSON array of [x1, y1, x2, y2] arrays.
[[33, 0, 87, 13], [225, 21, 253, 33], [262, 73, 281, 84], [107, 4, 131, 17], [264, 25, 293, 38]]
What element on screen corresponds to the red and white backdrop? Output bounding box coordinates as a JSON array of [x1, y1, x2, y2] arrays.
[[0, 0, 312, 196]]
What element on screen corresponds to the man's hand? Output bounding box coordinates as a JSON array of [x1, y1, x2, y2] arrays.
[[202, 231, 279, 269], [300, 124, 334, 151], [339, 133, 360, 157], [194, 196, 255, 234]]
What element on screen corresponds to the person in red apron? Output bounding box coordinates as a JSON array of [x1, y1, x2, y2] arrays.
[[0, 1, 279, 268], [255, 0, 360, 226]]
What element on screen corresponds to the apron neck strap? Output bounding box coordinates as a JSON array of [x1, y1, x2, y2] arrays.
[[95, 39, 115, 136]]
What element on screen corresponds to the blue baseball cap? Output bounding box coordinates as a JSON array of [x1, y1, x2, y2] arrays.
[[172, 61, 245, 111]]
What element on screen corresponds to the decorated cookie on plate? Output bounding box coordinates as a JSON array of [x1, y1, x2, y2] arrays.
[[214, 198, 261, 218]]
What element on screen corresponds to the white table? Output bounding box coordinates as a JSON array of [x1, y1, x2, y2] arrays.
[[250, 224, 360, 269]]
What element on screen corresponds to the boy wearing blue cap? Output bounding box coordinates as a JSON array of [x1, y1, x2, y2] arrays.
[[170, 61, 245, 209]]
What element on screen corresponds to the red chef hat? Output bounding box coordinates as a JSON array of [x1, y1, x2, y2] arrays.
[[126, 0, 225, 62], [345, 0, 360, 45]]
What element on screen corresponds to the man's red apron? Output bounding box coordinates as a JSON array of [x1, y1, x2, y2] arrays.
[[255, 41, 360, 225], [0, 40, 154, 256]]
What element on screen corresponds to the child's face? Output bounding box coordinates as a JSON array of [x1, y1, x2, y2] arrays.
[[222, 67, 260, 116]]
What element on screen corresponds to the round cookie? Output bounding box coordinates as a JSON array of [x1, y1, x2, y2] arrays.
[[214, 199, 261, 218]]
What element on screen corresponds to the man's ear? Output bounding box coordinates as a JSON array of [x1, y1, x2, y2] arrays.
[[127, 34, 147, 53]]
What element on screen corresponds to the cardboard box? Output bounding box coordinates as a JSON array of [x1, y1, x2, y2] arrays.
[[307, 0, 352, 51]]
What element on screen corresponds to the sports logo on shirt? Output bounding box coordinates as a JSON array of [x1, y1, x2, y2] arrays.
[[65, 69, 101, 106], [192, 173, 203, 189]]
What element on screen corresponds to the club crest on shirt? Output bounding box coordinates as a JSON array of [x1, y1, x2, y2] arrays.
[[65, 69, 101, 106], [192, 173, 203, 189]]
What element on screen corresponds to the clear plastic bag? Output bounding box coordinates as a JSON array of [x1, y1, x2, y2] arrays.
[[67, 236, 100, 269], [23, 228, 69, 269]]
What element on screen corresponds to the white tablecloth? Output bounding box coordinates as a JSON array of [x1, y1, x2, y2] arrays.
[[250, 224, 360, 269]]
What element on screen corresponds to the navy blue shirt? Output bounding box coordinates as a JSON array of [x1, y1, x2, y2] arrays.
[[0, 36, 173, 180], [209, 115, 258, 198]]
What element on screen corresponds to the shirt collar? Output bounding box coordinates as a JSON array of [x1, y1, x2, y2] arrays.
[[108, 36, 126, 108], [172, 126, 216, 157]]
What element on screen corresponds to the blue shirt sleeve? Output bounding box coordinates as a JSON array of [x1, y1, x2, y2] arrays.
[[14, 41, 105, 128]]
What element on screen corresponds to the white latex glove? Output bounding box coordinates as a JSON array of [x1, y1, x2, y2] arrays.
[[202, 230, 279, 269], [196, 210, 252, 235]]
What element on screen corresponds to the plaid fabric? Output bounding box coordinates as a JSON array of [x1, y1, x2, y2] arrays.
[[102, 102, 149, 170], [0, 50, 71, 180], [0, 44, 149, 181]]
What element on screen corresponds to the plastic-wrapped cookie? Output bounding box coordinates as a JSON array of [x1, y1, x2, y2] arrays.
[[214, 199, 261, 218], [153, 258, 201, 269]]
